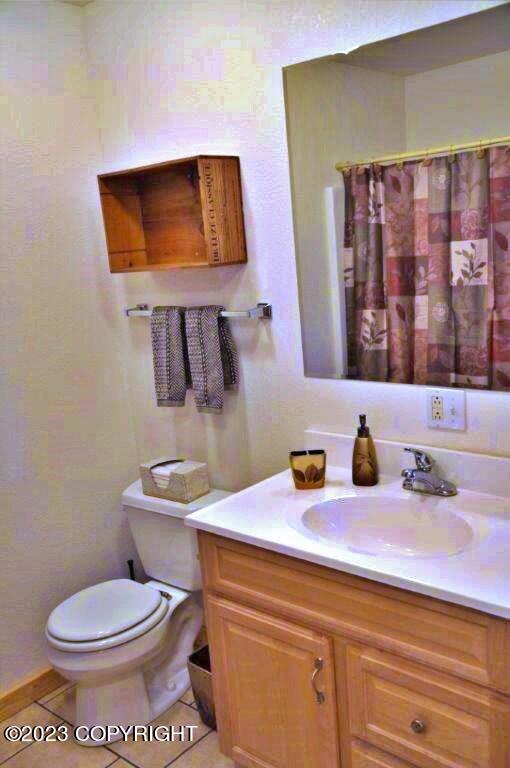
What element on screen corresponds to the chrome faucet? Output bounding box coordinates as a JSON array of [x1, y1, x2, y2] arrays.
[[401, 448, 457, 497]]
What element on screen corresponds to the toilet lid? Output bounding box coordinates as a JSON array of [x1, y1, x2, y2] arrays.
[[47, 579, 162, 642]]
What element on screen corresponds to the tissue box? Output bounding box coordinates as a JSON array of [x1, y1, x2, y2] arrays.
[[140, 458, 210, 503]]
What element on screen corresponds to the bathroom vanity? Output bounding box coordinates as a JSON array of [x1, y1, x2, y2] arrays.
[[187, 437, 510, 768]]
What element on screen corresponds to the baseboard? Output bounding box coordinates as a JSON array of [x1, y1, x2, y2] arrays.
[[0, 667, 65, 722]]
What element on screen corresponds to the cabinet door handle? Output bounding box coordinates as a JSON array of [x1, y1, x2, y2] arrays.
[[410, 719, 426, 734], [311, 657, 325, 704]]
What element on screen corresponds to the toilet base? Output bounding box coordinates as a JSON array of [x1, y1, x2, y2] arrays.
[[75, 666, 191, 746]]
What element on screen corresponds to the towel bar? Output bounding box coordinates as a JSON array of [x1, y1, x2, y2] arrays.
[[125, 302, 272, 320]]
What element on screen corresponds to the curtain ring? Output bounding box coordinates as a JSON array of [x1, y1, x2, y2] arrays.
[[476, 140, 485, 159], [422, 149, 432, 167], [447, 144, 456, 164]]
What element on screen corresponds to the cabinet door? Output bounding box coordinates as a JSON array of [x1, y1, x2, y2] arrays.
[[206, 596, 340, 768]]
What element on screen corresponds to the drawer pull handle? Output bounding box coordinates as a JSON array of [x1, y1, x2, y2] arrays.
[[410, 719, 426, 734], [311, 657, 325, 704]]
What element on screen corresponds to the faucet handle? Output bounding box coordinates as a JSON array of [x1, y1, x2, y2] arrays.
[[404, 447, 433, 472]]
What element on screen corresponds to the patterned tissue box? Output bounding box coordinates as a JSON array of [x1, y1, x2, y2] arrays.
[[140, 458, 210, 503]]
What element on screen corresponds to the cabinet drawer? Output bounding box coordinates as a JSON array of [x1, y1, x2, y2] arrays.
[[346, 644, 510, 768], [198, 533, 510, 692], [351, 740, 415, 768]]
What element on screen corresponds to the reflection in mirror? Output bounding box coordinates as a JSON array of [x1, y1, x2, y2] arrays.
[[284, 5, 510, 390]]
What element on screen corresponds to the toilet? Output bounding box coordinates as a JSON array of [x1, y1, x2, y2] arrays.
[[45, 480, 231, 745]]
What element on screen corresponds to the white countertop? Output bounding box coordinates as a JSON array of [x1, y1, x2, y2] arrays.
[[185, 465, 510, 619]]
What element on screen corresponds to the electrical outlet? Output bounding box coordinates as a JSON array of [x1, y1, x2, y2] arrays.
[[427, 388, 466, 431], [431, 395, 444, 422]]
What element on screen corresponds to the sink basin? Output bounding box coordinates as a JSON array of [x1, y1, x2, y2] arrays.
[[301, 495, 475, 558]]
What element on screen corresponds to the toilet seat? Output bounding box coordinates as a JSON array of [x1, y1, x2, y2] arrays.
[[46, 579, 170, 653]]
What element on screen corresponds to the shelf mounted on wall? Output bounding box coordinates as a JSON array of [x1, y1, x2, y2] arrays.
[[125, 302, 272, 320], [98, 155, 248, 273]]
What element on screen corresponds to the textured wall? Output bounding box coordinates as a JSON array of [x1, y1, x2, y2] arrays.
[[0, 1, 139, 692], [84, 0, 509, 500]]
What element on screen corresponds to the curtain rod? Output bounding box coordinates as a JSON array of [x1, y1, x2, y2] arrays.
[[335, 135, 510, 172]]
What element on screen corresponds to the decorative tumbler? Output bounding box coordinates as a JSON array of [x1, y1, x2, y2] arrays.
[[289, 449, 326, 490]]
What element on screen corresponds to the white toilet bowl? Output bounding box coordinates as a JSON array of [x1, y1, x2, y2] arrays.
[[46, 578, 203, 745], [45, 481, 231, 745]]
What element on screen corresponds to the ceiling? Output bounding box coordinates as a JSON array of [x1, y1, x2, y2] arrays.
[[332, 3, 510, 76]]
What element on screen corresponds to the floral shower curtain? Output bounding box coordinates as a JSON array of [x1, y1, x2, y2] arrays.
[[342, 147, 510, 389]]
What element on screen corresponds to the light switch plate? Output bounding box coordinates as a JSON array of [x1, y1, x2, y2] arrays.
[[426, 388, 466, 431]]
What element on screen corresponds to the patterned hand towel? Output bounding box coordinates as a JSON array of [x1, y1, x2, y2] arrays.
[[151, 306, 190, 407], [184, 306, 239, 412]]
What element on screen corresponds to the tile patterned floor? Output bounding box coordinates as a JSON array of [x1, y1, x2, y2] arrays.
[[0, 684, 234, 768]]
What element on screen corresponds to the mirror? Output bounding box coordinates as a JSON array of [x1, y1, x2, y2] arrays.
[[284, 5, 510, 390]]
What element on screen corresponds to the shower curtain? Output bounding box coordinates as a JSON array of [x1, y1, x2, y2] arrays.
[[342, 147, 510, 389]]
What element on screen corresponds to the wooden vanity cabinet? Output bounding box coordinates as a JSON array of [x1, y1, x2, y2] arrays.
[[199, 532, 510, 768]]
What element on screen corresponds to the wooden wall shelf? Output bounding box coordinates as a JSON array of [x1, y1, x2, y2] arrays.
[[98, 155, 247, 273]]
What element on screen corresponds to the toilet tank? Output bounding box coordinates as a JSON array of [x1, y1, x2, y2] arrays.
[[122, 480, 231, 591]]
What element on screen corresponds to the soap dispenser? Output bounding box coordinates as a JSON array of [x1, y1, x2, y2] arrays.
[[352, 414, 378, 486]]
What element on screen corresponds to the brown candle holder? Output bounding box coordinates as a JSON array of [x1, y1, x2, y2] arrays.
[[289, 450, 326, 490]]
